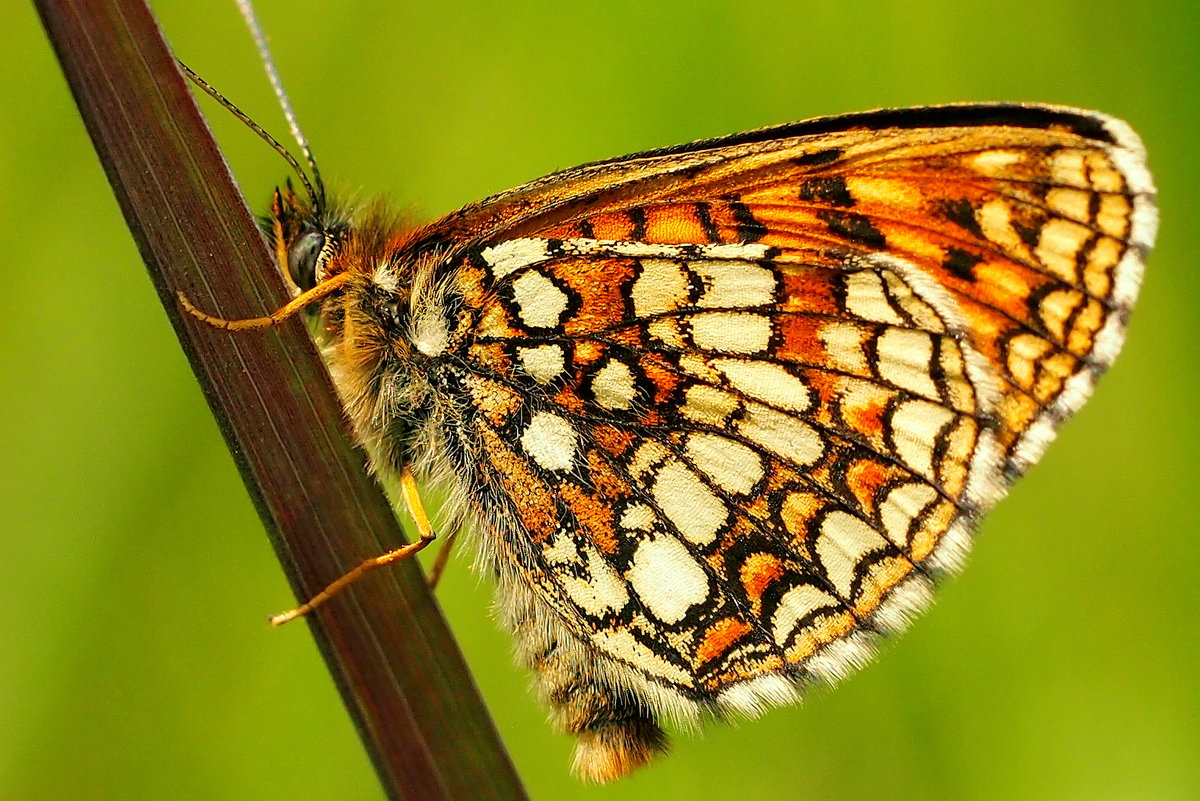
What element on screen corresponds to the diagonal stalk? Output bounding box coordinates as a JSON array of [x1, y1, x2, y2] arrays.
[[34, 1, 528, 799]]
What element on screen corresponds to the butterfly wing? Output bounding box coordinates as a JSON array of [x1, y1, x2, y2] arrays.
[[420, 104, 1154, 718], [449, 239, 1002, 699]]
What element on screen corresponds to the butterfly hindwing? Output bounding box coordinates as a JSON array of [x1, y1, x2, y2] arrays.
[[420, 102, 1153, 714], [442, 238, 1001, 704]]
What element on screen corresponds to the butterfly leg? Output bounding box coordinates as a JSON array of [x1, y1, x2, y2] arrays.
[[268, 464, 436, 626], [426, 520, 462, 590]]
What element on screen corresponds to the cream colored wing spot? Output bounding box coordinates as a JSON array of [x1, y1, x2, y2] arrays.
[[771, 583, 840, 647], [619, 502, 657, 532], [553, 542, 631, 617], [628, 440, 671, 479], [818, 321, 871, 374], [1095, 195, 1131, 239], [542, 527, 586, 567], [593, 629, 694, 686], [689, 312, 773, 354], [650, 460, 729, 546], [712, 358, 813, 412], [888, 399, 957, 480], [976, 198, 1026, 254], [815, 511, 891, 598], [692, 259, 776, 309], [647, 318, 687, 348], [680, 384, 742, 427], [517, 344, 567, 385], [481, 238, 551, 279], [591, 359, 639, 411], [937, 418, 983, 494], [1045, 187, 1093, 223], [510, 270, 570, 328], [968, 149, 1025, 175], [1035, 217, 1092, 284], [882, 271, 947, 333], [521, 411, 579, 472], [678, 353, 721, 383], [631, 259, 692, 317], [1088, 152, 1128, 194], [1036, 288, 1085, 342], [874, 328, 940, 400], [735, 403, 824, 469], [1004, 333, 1055, 388], [878, 481, 939, 546], [778, 490, 821, 542], [1049, 148, 1088, 187], [627, 533, 711, 624], [938, 339, 978, 412], [683, 432, 765, 496], [844, 269, 906, 325]]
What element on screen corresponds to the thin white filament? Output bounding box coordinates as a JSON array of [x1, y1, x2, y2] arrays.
[[235, 0, 326, 207]]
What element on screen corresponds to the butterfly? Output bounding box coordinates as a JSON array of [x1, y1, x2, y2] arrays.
[[184, 100, 1155, 782]]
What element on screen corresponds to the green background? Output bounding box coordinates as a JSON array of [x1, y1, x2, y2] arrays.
[[4, 0, 1197, 799]]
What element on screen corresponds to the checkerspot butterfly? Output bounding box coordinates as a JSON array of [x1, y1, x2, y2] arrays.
[[186, 97, 1155, 780]]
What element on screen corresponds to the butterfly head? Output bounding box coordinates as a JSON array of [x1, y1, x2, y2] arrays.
[[180, 182, 422, 353], [265, 184, 438, 361], [270, 180, 349, 293]]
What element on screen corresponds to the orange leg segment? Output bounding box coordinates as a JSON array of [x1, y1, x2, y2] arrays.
[[268, 464, 436, 626], [426, 524, 462, 590], [177, 271, 353, 332]]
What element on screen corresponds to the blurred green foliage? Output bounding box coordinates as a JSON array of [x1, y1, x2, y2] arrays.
[[4, 0, 1197, 799]]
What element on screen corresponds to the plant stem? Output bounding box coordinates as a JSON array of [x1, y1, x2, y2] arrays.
[[35, 1, 528, 798]]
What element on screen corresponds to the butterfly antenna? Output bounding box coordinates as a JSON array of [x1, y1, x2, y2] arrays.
[[177, 61, 321, 216], [235, 0, 327, 217]]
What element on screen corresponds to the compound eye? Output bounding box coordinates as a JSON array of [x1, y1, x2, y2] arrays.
[[287, 231, 325, 290], [384, 298, 404, 329]]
